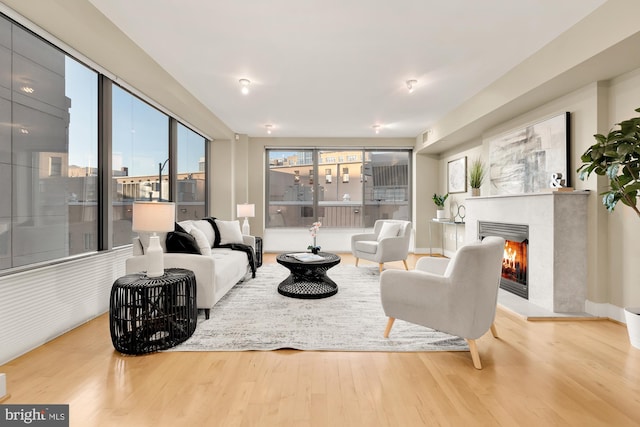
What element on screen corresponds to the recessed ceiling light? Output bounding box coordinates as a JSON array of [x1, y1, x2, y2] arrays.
[[372, 124, 381, 134], [265, 124, 273, 134], [406, 79, 417, 93], [239, 79, 251, 95], [21, 85, 34, 94]]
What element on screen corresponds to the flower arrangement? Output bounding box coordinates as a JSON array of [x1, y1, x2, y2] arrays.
[[307, 221, 322, 254]]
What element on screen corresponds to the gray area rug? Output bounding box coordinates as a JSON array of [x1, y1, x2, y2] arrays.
[[167, 263, 468, 352]]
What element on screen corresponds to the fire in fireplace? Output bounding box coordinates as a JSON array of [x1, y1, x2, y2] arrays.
[[478, 221, 529, 299]]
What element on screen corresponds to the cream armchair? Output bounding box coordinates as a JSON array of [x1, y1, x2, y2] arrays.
[[380, 236, 505, 369], [351, 220, 412, 273]]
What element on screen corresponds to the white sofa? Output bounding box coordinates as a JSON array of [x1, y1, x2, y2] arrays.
[[125, 218, 256, 319]]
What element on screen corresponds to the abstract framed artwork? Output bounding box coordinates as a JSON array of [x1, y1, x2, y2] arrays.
[[447, 156, 467, 194], [488, 112, 570, 195]]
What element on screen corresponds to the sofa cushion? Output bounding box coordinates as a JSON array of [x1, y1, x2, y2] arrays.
[[215, 219, 244, 245], [355, 240, 379, 254], [166, 223, 200, 254], [177, 220, 194, 232], [211, 248, 249, 294], [192, 219, 216, 247], [189, 227, 212, 256], [377, 222, 401, 241]]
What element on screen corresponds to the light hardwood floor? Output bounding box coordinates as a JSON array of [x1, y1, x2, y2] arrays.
[[1, 253, 640, 426]]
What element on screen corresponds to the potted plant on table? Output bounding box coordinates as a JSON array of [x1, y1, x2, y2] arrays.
[[577, 107, 640, 349], [469, 157, 486, 197], [432, 193, 449, 220], [307, 221, 322, 254]]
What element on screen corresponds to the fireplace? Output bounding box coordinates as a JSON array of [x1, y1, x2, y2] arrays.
[[479, 221, 529, 299]]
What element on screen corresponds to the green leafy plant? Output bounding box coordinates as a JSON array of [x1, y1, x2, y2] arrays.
[[577, 107, 640, 218], [469, 157, 487, 189], [432, 193, 449, 208]]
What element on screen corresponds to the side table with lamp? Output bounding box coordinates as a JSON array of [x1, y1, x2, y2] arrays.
[[109, 201, 197, 355], [237, 203, 262, 267]]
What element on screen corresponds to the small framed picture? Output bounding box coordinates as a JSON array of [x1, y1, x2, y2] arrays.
[[448, 157, 467, 194]]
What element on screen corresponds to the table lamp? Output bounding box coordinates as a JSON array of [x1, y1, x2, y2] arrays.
[[132, 201, 175, 277], [236, 203, 255, 235]]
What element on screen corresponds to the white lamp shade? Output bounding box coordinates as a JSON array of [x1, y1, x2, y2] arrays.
[[237, 203, 255, 218], [132, 202, 176, 232]]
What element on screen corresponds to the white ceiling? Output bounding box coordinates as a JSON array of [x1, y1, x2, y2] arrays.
[[88, 0, 605, 138]]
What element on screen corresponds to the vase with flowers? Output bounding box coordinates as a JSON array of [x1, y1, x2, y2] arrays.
[[307, 221, 322, 254]]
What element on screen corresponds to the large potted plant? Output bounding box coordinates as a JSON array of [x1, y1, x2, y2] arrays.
[[469, 157, 486, 197], [577, 107, 640, 349], [432, 193, 449, 220]]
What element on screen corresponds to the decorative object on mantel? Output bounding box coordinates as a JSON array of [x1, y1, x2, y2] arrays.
[[549, 172, 566, 188], [432, 193, 449, 219], [489, 112, 569, 195], [468, 157, 486, 196], [447, 156, 467, 194], [307, 221, 322, 254], [577, 107, 640, 349], [455, 205, 466, 223]]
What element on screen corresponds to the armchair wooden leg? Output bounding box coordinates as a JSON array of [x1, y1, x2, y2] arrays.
[[490, 322, 499, 338], [384, 317, 395, 338], [467, 339, 482, 369], [402, 260, 409, 270], [355, 258, 359, 267], [379, 263, 384, 273]]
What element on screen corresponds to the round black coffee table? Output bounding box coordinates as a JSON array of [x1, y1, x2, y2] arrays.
[[276, 252, 341, 299]]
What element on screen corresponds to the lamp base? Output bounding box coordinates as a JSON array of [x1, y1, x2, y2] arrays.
[[242, 217, 250, 235], [146, 234, 165, 277]]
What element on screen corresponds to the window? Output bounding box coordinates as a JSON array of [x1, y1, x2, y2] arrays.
[[49, 157, 62, 176], [176, 123, 206, 221], [0, 12, 209, 272], [266, 149, 410, 229], [111, 85, 169, 247], [363, 151, 410, 226], [267, 150, 314, 227], [0, 17, 99, 270]]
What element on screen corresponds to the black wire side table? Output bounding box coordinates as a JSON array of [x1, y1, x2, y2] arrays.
[[255, 236, 263, 268], [276, 252, 341, 299], [109, 268, 197, 355]]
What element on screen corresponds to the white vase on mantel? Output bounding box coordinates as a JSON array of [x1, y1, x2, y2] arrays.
[[436, 209, 447, 220], [624, 307, 640, 349]]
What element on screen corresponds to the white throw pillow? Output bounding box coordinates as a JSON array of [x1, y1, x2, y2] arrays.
[[192, 219, 216, 247], [215, 219, 244, 245], [189, 227, 212, 256], [377, 222, 401, 241]]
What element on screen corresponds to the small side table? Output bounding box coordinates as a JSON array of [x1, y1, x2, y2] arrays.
[[255, 236, 263, 268], [109, 268, 197, 355], [276, 252, 341, 299]]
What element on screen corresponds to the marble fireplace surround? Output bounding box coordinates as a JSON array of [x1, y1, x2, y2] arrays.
[[465, 191, 589, 313]]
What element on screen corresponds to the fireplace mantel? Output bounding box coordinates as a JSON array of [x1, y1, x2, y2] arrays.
[[465, 191, 589, 313]]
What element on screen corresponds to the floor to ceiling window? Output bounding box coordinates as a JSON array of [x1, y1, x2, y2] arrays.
[[267, 149, 315, 228], [266, 149, 410, 229], [111, 85, 169, 248], [0, 11, 210, 272], [176, 123, 206, 222], [0, 18, 99, 270]]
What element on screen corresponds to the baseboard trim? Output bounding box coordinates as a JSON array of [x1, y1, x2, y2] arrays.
[[585, 300, 627, 323]]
